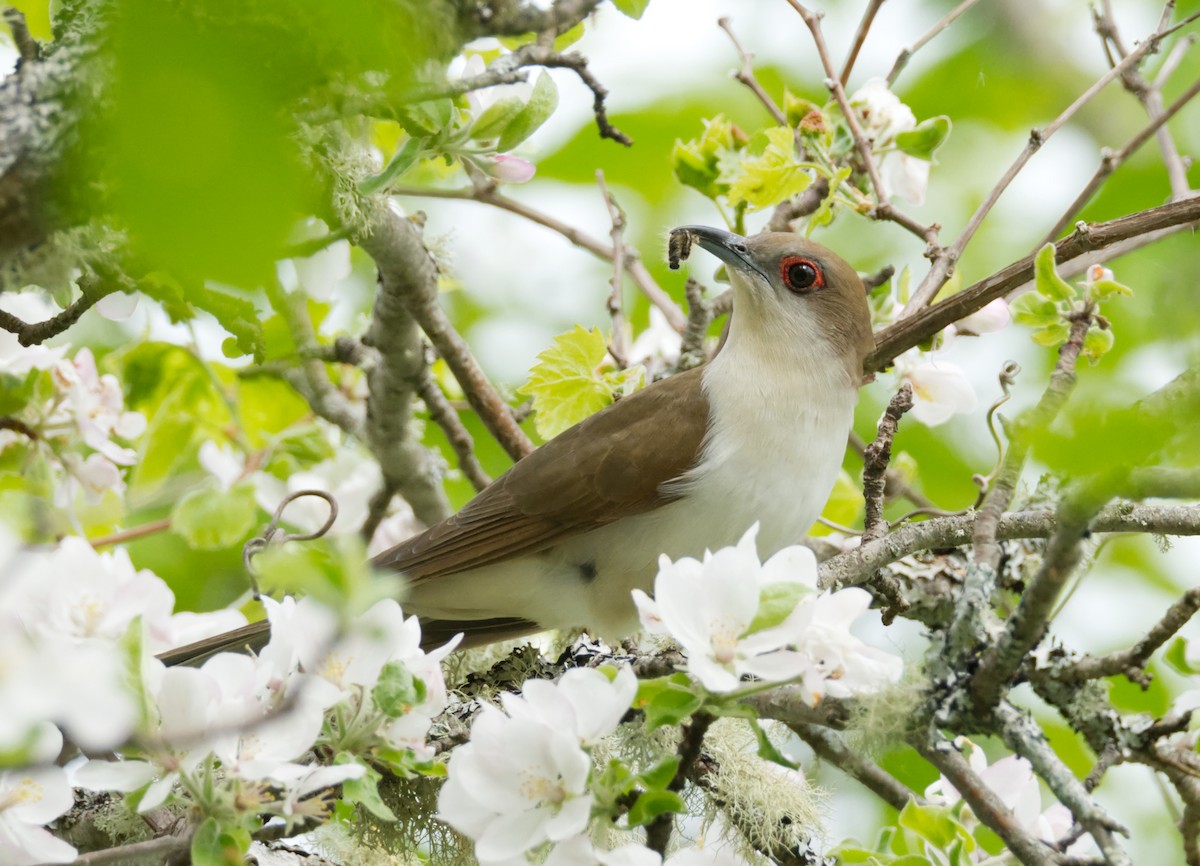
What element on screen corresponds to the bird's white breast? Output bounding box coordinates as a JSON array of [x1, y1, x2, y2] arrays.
[[407, 337, 859, 638]]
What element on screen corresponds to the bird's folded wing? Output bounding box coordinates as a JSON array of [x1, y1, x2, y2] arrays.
[[372, 366, 711, 582]]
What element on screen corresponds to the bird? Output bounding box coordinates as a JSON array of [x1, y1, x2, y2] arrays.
[[159, 226, 873, 665]]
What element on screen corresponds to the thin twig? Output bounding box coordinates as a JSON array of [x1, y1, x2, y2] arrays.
[[391, 184, 687, 333], [645, 712, 714, 855], [787, 2, 941, 247], [1095, 0, 1192, 199], [717, 17, 787, 125], [862, 384, 914, 543], [414, 352, 492, 493], [848, 430, 936, 510], [994, 702, 1131, 865], [959, 313, 1092, 689], [1044, 74, 1200, 243], [508, 43, 632, 145], [840, 0, 886, 87], [0, 417, 39, 440], [818, 501, 1200, 592], [867, 195, 1200, 372], [886, 0, 983, 85], [1067, 587, 1200, 682], [914, 735, 1061, 866], [89, 518, 173, 549], [0, 278, 117, 347], [900, 9, 1200, 316], [596, 170, 630, 367], [790, 720, 919, 812], [64, 834, 191, 866]]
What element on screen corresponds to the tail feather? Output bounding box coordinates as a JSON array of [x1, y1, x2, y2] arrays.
[[157, 615, 541, 666]]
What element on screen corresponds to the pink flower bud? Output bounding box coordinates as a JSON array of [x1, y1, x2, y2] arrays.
[[487, 155, 536, 184]]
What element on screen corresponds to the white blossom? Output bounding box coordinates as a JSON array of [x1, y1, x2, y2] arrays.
[[95, 291, 141, 322], [632, 526, 819, 693], [954, 298, 1011, 336], [634, 526, 903, 701], [47, 348, 146, 466], [438, 704, 593, 864], [901, 358, 978, 426], [849, 78, 930, 205], [500, 666, 637, 747], [0, 728, 77, 865]]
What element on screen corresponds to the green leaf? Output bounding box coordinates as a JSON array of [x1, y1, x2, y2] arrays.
[[1031, 322, 1070, 347], [1009, 292, 1059, 328], [471, 95, 525, 141], [1033, 243, 1076, 302], [898, 800, 974, 854], [894, 116, 951, 160], [359, 137, 424, 195], [372, 661, 427, 717], [171, 484, 259, 551], [805, 166, 850, 235], [190, 817, 248, 866], [745, 582, 807, 636], [611, 0, 651, 19], [636, 757, 680, 791], [627, 789, 685, 827], [498, 71, 558, 151], [635, 674, 705, 729], [340, 760, 397, 821], [1089, 277, 1134, 299], [1165, 637, 1196, 675], [749, 718, 799, 769], [1082, 327, 1114, 362], [727, 126, 812, 210], [517, 325, 613, 439]]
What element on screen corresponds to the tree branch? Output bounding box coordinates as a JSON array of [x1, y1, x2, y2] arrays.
[[1066, 586, 1200, 682], [0, 274, 117, 347], [644, 712, 714, 856], [414, 351, 492, 493], [899, 9, 1200, 315], [717, 16, 787, 126], [391, 183, 687, 332], [789, 721, 919, 812], [914, 735, 1062, 866], [886, 0, 984, 85], [867, 196, 1200, 373], [358, 207, 535, 463]]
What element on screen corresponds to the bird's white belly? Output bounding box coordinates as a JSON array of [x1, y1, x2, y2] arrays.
[[406, 382, 855, 638]]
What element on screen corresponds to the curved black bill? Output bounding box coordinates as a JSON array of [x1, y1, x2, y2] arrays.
[[672, 225, 767, 280]]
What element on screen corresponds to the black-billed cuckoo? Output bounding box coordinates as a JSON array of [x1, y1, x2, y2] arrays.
[[161, 227, 873, 664]]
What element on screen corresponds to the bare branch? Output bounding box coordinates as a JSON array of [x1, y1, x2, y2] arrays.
[[415, 351, 492, 493], [1044, 74, 1200, 243], [391, 183, 687, 332], [0, 275, 118, 347], [66, 834, 191, 866], [886, 0, 984, 85], [596, 170, 630, 367], [819, 501, 1200, 593], [1094, 0, 1193, 200], [461, 0, 604, 40], [717, 16, 787, 125], [3, 7, 38, 66], [900, 10, 1200, 315], [789, 721, 919, 812], [786, 1, 939, 248], [993, 702, 1130, 865], [1068, 586, 1200, 682], [867, 196, 1200, 373], [508, 43, 631, 145], [862, 384, 915, 543], [914, 735, 1062, 866], [840, 0, 886, 87], [645, 713, 714, 855]]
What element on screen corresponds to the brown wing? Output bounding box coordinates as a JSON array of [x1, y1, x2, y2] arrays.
[[371, 366, 711, 583]]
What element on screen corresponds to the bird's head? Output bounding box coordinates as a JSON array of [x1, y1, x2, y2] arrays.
[[674, 226, 874, 383]]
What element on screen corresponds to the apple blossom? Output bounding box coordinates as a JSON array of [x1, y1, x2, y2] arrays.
[[901, 359, 978, 426], [486, 154, 537, 184], [501, 666, 638, 746], [849, 78, 931, 205], [632, 526, 819, 693], [954, 298, 1011, 336], [0, 727, 77, 865], [437, 704, 593, 864]]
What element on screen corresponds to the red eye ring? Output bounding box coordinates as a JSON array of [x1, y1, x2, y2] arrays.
[[780, 256, 824, 293]]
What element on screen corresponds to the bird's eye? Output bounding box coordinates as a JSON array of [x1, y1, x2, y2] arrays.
[[780, 256, 824, 293]]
